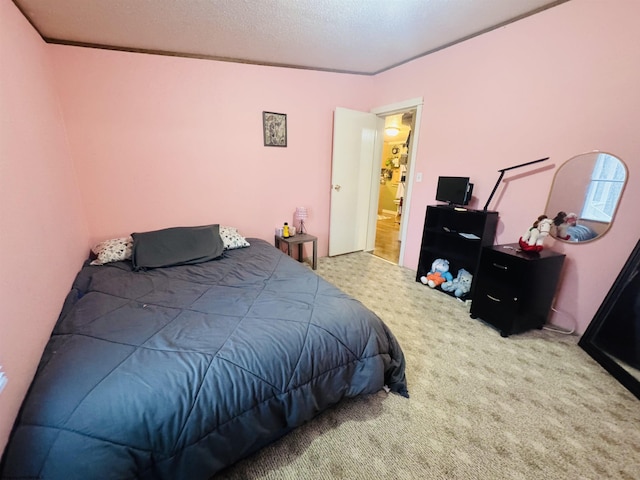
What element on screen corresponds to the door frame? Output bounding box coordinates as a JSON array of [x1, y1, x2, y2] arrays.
[[367, 97, 424, 267]]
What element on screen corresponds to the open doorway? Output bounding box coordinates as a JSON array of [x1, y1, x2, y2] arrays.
[[372, 111, 414, 264], [329, 98, 422, 261]]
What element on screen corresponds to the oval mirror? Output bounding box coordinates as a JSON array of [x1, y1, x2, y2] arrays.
[[545, 151, 627, 243]]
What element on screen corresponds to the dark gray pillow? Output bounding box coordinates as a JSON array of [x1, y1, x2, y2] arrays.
[[131, 224, 224, 271]]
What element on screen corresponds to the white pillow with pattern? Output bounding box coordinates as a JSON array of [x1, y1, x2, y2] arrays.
[[90, 236, 133, 265], [219, 226, 250, 250]]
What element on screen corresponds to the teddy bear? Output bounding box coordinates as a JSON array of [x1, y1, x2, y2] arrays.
[[519, 214, 553, 252], [420, 258, 453, 288], [441, 268, 473, 298]]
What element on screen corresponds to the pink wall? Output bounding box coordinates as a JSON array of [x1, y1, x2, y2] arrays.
[[3, 0, 640, 458], [48, 0, 640, 337], [373, 0, 640, 334], [48, 46, 374, 255], [0, 2, 89, 454], [44, 0, 640, 337]]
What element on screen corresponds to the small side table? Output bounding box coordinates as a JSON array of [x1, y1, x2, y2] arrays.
[[275, 233, 318, 270]]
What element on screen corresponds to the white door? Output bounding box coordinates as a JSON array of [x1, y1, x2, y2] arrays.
[[329, 107, 380, 256]]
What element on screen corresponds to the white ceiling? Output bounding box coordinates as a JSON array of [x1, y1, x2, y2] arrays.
[[14, 0, 567, 75]]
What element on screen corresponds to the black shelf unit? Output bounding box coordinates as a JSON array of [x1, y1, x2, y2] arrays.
[[416, 205, 499, 298]]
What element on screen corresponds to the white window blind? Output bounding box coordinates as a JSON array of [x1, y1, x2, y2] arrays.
[[580, 153, 626, 222]]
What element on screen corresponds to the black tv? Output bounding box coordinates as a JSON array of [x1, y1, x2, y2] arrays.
[[435, 176, 473, 206]]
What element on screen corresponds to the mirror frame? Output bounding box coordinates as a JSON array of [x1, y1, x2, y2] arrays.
[[546, 151, 627, 244], [578, 239, 640, 400]]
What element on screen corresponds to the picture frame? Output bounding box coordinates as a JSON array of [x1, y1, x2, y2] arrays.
[[263, 111, 287, 147]]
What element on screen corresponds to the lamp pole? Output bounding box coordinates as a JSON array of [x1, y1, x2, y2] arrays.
[[483, 157, 549, 211]]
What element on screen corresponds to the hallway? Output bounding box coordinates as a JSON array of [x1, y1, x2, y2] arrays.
[[372, 214, 400, 263]]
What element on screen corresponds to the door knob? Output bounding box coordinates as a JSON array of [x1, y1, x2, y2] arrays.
[[333, 185, 341, 191]]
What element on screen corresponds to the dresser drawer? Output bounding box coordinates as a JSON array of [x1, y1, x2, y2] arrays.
[[478, 248, 525, 285], [474, 275, 520, 301], [471, 284, 519, 330]]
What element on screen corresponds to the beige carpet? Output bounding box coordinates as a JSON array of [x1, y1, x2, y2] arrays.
[[217, 252, 640, 479]]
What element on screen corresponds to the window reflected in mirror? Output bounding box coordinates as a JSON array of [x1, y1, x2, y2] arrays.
[[546, 152, 627, 243]]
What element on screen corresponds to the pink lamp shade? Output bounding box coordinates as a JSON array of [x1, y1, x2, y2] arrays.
[[295, 207, 308, 233]]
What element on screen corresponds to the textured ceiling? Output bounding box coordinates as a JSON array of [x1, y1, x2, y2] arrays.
[[14, 0, 567, 75]]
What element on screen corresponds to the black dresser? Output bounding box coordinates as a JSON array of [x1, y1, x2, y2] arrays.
[[470, 243, 565, 337]]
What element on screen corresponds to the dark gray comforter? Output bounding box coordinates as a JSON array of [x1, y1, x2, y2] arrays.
[[1, 239, 407, 479]]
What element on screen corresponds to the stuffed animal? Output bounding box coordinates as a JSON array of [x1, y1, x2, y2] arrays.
[[519, 215, 553, 252], [420, 258, 453, 288], [441, 268, 473, 298]]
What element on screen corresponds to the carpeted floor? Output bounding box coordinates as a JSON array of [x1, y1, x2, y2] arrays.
[[217, 251, 640, 479]]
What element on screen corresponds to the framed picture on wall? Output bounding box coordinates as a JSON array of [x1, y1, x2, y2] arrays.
[[263, 111, 287, 147]]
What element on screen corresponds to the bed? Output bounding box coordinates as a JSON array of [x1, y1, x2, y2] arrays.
[[1, 228, 407, 480]]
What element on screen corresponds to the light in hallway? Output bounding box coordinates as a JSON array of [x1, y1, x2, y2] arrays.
[[384, 114, 403, 137]]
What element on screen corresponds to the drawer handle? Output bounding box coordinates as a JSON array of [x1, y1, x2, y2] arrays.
[[487, 294, 501, 302], [492, 263, 508, 270]]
